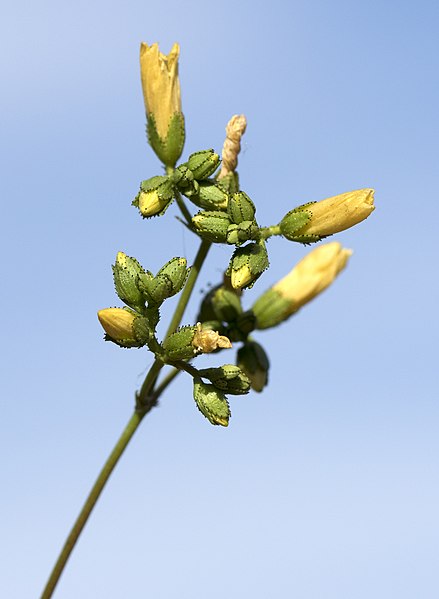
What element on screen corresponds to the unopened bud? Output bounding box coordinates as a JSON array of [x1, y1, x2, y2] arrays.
[[281, 189, 375, 242], [139, 257, 189, 305], [227, 241, 269, 290], [187, 149, 220, 180], [97, 307, 149, 348], [198, 365, 251, 395], [227, 191, 256, 224], [162, 325, 198, 360], [193, 379, 231, 426], [112, 252, 146, 311], [252, 242, 352, 329], [134, 176, 174, 218], [237, 341, 270, 392], [192, 210, 231, 243], [191, 181, 229, 210], [210, 287, 242, 323]]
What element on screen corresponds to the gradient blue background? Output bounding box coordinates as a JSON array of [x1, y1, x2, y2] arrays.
[[2, 1, 438, 597]]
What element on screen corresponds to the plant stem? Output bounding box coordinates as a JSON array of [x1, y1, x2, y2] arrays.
[[40, 238, 211, 599], [259, 224, 281, 240]]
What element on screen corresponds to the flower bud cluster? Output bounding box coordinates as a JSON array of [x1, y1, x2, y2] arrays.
[[98, 252, 190, 349]]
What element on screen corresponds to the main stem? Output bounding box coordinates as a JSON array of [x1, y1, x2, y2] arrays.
[[40, 238, 211, 599]]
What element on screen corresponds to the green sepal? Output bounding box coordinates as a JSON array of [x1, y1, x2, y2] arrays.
[[135, 175, 175, 218], [216, 173, 240, 194], [187, 149, 220, 180], [192, 210, 231, 243], [227, 191, 256, 224], [227, 241, 270, 290], [162, 325, 198, 361], [279, 205, 321, 243], [198, 365, 251, 395], [226, 221, 260, 246], [147, 112, 185, 168], [104, 309, 149, 349], [156, 257, 190, 296], [251, 288, 293, 329], [237, 340, 270, 392], [211, 287, 242, 323], [190, 181, 229, 211], [193, 378, 231, 426], [112, 253, 146, 312], [132, 315, 152, 345], [144, 274, 174, 305]]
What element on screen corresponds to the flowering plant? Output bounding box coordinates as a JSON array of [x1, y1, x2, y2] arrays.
[[40, 42, 374, 599]]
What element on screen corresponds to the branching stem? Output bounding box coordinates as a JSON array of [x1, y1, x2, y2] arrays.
[[40, 238, 211, 599]]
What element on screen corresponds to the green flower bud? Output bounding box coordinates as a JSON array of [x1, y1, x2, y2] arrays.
[[112, 252, 146, 312], [133, 176, 175, 218], [198, 365, 251, 395], [187, 149, 220, 180], [237, 341, 270, 392], [172, 164, 200, 198], [227, 191, 256, 224], [279, 206, 314, 242], [138, 257, 189, 305], [191, 181, 229, 210], [211, 287, 242, 323], [227, 241, 269, 290], [192, 210, 231, 243], [97, 307, 150, 348], [162, 325, 198, 360], [226, 220, 260, 245], [193, 379, 231, 426]]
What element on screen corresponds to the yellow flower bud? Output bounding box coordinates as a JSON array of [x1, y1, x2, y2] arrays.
[[231, 265, 252, 290], [252, 242, 352, 329], [97, 308, 137, 345], [137, 190, 168, 217], [299, 189, 375, 237], [274, 242, 352, 311], [139, 42, 182, 140]]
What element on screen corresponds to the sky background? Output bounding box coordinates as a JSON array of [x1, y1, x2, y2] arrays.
[[2, 0, 439, 597]]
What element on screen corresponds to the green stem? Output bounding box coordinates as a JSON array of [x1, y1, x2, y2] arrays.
[[259, 224, 281, 240], [40, 411, 145, 599], [40, 238, 211, 599]]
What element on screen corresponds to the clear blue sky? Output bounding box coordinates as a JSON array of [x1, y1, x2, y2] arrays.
[[2, 1, 439, 597]]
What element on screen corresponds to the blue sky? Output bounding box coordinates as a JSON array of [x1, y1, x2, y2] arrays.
[[2, 1, 439, 597]]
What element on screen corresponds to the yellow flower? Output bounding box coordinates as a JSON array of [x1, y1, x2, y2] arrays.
[[252, 242, 352, 329], [274, 242, 352, 312], [300, 188, 375, 237], [139, 42, 182, 140]]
